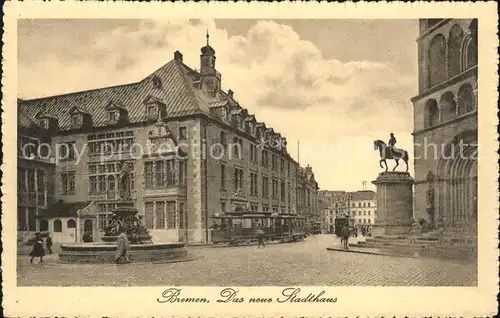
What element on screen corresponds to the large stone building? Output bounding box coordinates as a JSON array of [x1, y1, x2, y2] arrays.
[[297, 165, 320, 230], [17, 36, 320, 244], [411, 19, 477, 241]]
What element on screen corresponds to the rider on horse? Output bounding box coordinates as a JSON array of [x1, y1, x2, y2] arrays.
[[388, 133, 397, 151]]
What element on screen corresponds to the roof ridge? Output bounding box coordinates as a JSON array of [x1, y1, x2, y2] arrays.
[[19, 81, 141, 103]]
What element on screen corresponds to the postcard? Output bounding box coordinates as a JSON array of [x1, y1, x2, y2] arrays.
[[2, 1, 498, 317]]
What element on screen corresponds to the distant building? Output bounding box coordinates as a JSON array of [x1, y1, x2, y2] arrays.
[[411, 19, 477, 240], [318, 190, 376, 232], [347, 191, 377, 226]]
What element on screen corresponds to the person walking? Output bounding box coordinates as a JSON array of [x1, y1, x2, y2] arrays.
[[29, 232, 45, 264], [114, 228, 131, 264], [341, 224, 350, 250], [45, 234, 53, 254], [256, 227, 265, 248]]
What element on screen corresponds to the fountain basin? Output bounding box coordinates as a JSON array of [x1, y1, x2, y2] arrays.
[[101, 233, 152, 243], [59, 242, 188, 263]]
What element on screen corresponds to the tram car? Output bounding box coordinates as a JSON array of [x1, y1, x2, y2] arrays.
[[210, 212, 307, 245]]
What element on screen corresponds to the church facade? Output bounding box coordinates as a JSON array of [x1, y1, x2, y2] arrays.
[[18, 36, 320, 244], [411, 19, 478, 241]]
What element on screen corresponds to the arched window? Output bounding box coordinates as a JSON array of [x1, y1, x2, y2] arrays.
[[428, 34, 447, 87], [439, 92, 457, 122], [425, 99, 439, 127], [457, 84, 474, 114], [447, 25, 464, 78], [53, 219, 62, 232], [465, 19, 478, 70], [67, 219, 76, 228], [108, 175, 115, 192]]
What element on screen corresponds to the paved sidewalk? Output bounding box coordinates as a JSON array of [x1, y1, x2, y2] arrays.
[[17, 235, 476, 286]]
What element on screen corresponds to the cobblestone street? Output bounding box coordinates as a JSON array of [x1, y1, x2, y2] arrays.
[[17, 235, 477, 286]]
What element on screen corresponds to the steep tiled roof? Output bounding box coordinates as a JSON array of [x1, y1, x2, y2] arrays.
[[19, 59, 208, 131], [18, 112, 37, 129]]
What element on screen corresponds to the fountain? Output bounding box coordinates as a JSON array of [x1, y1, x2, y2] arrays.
[[59, 165, 192, 264]]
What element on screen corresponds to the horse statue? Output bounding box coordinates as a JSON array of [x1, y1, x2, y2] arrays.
[[373, 140, 409, 172]]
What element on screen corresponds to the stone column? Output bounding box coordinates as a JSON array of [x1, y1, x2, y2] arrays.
[[371, 171, 414, 237]]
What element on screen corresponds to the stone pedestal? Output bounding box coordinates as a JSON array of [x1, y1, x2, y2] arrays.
[[372, 171, 414, 236]]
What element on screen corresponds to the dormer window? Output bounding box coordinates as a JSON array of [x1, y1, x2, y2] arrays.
[[144, 95, 166, 121], [71, 114, 82, 128], [105, 101, 128, 125], [38, 118, 49, 129], [152, 76, 163, 89], [146, 105, 157, 119], [107, 110, 119, 123]]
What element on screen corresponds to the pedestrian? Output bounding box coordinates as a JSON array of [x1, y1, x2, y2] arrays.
[[256, 227, 265, 248], [341, 224, 350, 250], [29, 232, 45, 264], [45, 234, 53, 254], [114, 228, 131, 264]]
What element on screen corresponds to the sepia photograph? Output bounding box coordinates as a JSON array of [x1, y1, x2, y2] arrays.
[[2, 2, 498, 317]]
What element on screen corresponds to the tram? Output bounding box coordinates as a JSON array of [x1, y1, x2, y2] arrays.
[[210, 212, 307, 245]]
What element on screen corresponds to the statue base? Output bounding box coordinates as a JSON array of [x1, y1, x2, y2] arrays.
[[372, 171, 414, 237]]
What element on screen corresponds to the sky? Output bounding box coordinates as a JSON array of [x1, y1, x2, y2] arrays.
[[18, 19, 419, 192]]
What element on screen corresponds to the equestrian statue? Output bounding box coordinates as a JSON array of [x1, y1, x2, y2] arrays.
[[373, 133, 409, 172]]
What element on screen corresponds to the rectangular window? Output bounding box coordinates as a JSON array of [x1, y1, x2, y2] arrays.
[[220, 131, 227, 146], [250, 172, 258, 196], [261, 150, 268, 167], [166, 160, 176, 186], [179, 203, 185, 229], [147, 105, 156, 118], [221, 202, 226, 213], [36, 170, 45, 192], [272, 179, 278, 199], [145, 202, 154, 229], [61, 172, 76, 194], [179, 161, 186, 186], [71, 115, 81, 127], [272, 155, 277, 170], [220, 164, 226, 190], [179, 127, 187, 140], [233, 167, 243, 190], [144, 162, 154, 188], [262, 176, 268, 198], [280, 181, 285, 202], [89, 176, 97, 193], [155, 161, 164, 187], [287, 162, 291, 176], [280, 159, 285, 173], [155, 201, 166, 229], [98, 175, 106, 193], [167, 201, 176, 229], [59, 142, 76, 161], [238, 139, 243, 159]]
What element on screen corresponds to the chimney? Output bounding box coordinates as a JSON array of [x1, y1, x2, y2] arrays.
[[174, 51, 183, 62], [228, 89, 234, 98]]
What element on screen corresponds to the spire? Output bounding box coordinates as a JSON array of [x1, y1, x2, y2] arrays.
[[206, 28, 210, 46]]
